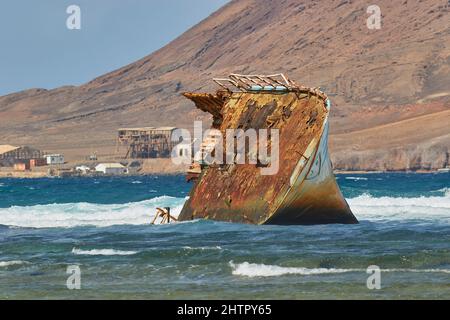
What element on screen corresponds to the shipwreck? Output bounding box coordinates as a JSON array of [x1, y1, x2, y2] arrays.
[[178, 74, 358, 225]]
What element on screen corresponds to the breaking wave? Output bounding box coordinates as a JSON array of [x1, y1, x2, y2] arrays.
[[0, 190, 449, 228], [230, 261, 362, 277], [345, 177, 368, 181], [0, 196, 186, 228], [0, 260, 28, 267], [229, 262, 450, 277], [347, 193, 450, 222], [183, 246, 223, 251], [72, 248, 137, 256], [434, 187, 450, 197]]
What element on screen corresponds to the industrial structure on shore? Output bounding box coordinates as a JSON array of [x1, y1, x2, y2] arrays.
[[0, 145, 44, 167], [0, 145, 65, 171], [116, 127, 178, 159]]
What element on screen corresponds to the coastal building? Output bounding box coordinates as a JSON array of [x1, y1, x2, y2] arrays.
[[45, 154, 65, 165], [0, 145, 44, 167], [75, 165, 91, 174], [116, 127, 178, 159], [95, 163, 128, 175], [13, 162, 30, 171], [30, 158, 47, 167]]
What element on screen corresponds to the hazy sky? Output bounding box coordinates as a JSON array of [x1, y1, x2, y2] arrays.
[[0, 0, 228, 96]]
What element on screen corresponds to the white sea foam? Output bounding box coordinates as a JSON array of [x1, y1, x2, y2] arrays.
[[183, 246, 222, 251], [347, 193, 450, 222], [229, 262, 450, 277], [1, 190, 449, 228], [0, 260, 28, 267], [72, 248, 137, 256], [0, 196, 186, 228], [345, 177, 368, 181], [131, 181, 142, 184], [382, 268, 450, 274], [230, 262, 363, 277], [436, 187, 450, 197]]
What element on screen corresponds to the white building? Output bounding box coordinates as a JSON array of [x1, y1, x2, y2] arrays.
[[75, 165, 91, 174], [95, 163, 128, 175], [45, 154, 64, 165]]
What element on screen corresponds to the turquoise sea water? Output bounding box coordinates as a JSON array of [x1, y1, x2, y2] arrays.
[[0, 173, 449, 299]]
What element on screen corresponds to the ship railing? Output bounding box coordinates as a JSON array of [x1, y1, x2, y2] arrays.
[[213, 78, 241, 91], [213, 73, 301, 92], [212, 73, 329, 108]]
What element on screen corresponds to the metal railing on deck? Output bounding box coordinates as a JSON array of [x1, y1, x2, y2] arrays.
[[213, 73, 299, 92]]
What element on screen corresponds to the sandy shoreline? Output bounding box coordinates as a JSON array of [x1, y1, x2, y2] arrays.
[[0, 158, 188, 179]]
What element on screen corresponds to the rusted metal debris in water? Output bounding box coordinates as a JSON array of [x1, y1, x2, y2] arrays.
[[151, 207, 178, 225]]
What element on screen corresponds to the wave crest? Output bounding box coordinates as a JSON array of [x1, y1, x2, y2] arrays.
[[347, 193, 450, 221], [0, 260, 28, 267], [229, 262, 450, 277], [0, 196, 186, 228], [345, 177, 368, 181], [229, 261, 362, 277], [72, 248, 137, 256], [1, 190, 449, 228]]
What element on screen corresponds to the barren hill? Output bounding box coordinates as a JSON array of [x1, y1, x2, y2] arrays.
[[1, 0, 449, 170]]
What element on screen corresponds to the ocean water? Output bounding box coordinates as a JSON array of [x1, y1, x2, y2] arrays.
[[0, 174, 449, 299]]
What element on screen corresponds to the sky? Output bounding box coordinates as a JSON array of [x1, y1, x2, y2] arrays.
[[0, 0, 228, 96]]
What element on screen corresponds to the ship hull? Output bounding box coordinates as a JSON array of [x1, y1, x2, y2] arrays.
[[179, 117, 357, 225], [178, 74, 358, 225], [264, 120, 357, 225]]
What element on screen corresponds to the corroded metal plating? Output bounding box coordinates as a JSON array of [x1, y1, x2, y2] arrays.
[[179, 75, 357, 225]]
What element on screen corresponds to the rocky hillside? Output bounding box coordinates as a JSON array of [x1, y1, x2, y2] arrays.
[[0, 0, 449, 170]]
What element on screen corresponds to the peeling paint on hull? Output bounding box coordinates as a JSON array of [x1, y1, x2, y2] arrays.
[[179, 76, 358, 225], [265, 121, 357, 225]]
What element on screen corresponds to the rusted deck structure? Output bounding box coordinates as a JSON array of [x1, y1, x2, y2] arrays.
[[178, 74, 357, 225]]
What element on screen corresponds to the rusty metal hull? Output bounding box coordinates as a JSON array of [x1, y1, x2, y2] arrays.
[[178, 77, 357, 225], [265, 120, 357, 225]]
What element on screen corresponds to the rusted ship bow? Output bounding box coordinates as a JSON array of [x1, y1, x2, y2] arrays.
[[179, 74, 357, 225]]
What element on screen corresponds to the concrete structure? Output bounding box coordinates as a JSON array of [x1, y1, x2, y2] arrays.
[[0, 145, 44, 167], [30, 158, 47, 168], [117, 127, 178, 159], [75, 165, 91, 174], [95, 163, 128, 175], [14, 162, 30, 171], [45, 154, 65, 165]]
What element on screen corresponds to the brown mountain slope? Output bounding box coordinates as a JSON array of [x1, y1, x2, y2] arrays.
[[0, 0, 449, 170]]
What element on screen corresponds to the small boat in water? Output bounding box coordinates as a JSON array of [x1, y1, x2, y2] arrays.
[[178, 74, 358, 225]]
